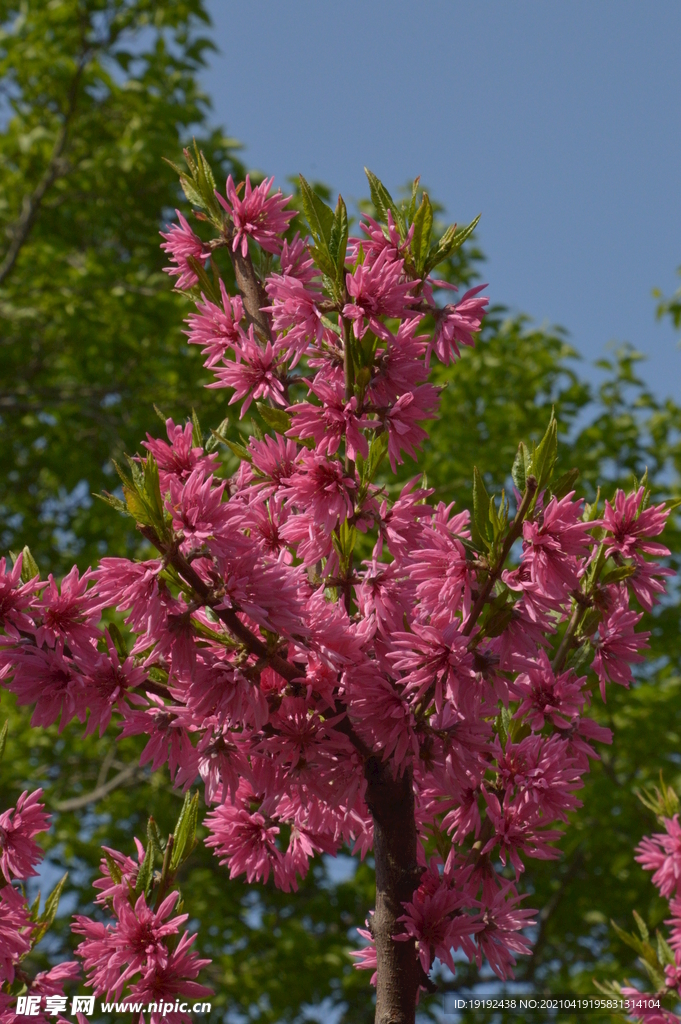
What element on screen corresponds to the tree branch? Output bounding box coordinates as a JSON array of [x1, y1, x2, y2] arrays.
[[55, 762, 139, 812]]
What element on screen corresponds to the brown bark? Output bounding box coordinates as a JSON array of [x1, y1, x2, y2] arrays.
[[365, 756, 422, 1024], [229, 245, 273, 343]]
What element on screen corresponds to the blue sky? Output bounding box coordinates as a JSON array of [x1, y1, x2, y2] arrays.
[[202, 0, 681, 400]]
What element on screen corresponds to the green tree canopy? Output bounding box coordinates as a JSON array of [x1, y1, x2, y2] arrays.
[[0, 0, 243, 572]]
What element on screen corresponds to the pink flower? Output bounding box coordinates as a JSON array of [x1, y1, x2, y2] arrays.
[[396, 860, 480, 974], [0, 789, 49, 881], [73, 889, 202, 1002], [33, 566, 99, 654], [521, 493, 594, 601], [209, 328, 287, 415], [280, 232, 319, 281], [628, 555, 674, 612], [205, 784, 283, 885], [185, 279, 244, 367], [127, 931, 212, 1024], [0, 554, 42, 634], [279, 452, 356, 534], [166, 469, 230, 546], [592, 593, 649, 698], [636, 816, 681, 899], [265, 272, 324, 363], [384, 386, 439, 472], [603, 486, 670, 559], [349, 918, 378, 985], [473, 884, 536, 980], [388, 621, 474, 711], [4, 641, 84, 729], [343, 249, 417, 339], [426, 284, 489, 366], [513, 652, 586, 730], [0, 884, 32, 983], [288, 380, 371, 462], [160, 211, 210, 290], [216, 175, 294, 257], [143, 419, 218, 492]]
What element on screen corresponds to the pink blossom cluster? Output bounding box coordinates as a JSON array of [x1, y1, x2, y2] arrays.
[[72, 842, 211, 1024], [599, 814, 681, 1023], [0, 166, 672, 997], [0, 789, 81, 1022]]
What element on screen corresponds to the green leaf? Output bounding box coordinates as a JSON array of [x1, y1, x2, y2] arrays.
[[147, 817, 165, 859], [18, 545, 40, 583], [205, 417, 230, 453], [134, 839, 155, 897], [601, 564, 635, 585], [223, 438, 253, 462], [307, 243, 337, 279], [191, 409, 203, 448], [511, 443, 531, 494], [329, 194, 348, 265], [532, 414, 558, 491], [32, 872, 68, 944], [364, 168, 406, 238], [633, 909, 649, 942], [406, 176, 421, 225], [256, 402, 291, 434], [364, 431, 389, 483], [657, 930, 676, 967], [424, 213, 481, 274], [0, 720, 8, 762], [108, 623, 128, 662], [186, 255, 219, 305], [96, 491, 130, 517], [170, 791, 200, 872], [551, 467, 580, 500], [411, 192, 433, 275], [472, 467, 492, 549], [178, 173, 205, 210], [299, 175, 334, 250], [104, 852, 123, 886]]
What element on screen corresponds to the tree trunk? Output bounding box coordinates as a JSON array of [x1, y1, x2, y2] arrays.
[[365, 756, 422, 1024]]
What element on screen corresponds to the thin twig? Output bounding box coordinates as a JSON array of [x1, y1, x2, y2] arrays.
[[55, 763, 139, 812]]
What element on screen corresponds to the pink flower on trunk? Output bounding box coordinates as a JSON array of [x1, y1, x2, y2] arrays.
[[185, 279, 244, 367], [396, 860, 479, 974], [216, 175, 294, 257], [473, 884, 536, 980], [160, 211, 210, 290]]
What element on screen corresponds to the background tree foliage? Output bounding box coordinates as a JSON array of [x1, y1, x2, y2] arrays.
[[0, 0, 243, 571], [1, 3, 680, 1022]]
